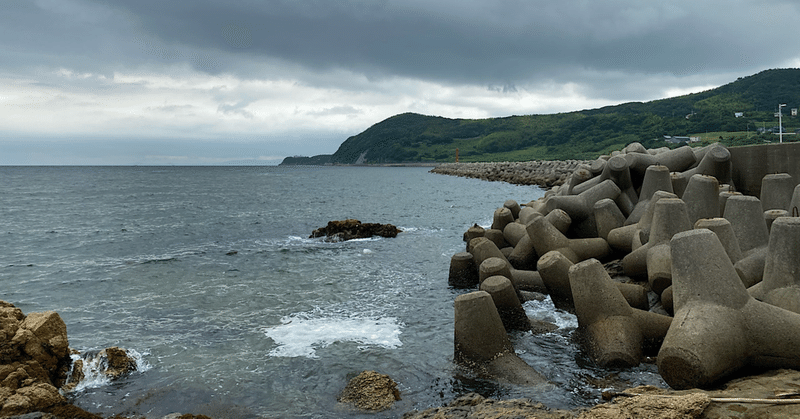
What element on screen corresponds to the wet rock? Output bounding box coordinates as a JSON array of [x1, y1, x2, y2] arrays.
[[339, 370, 401, 412], [310, 219, 402, 241], [402, 392, 574, 419], [101, 347, 137, 379], [11, 311, 70, 387], [1, 383, 66, 418], [579, 392, 709, 419]]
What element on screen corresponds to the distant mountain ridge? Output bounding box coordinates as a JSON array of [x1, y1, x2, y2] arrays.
[[296, 68, 800, 164]]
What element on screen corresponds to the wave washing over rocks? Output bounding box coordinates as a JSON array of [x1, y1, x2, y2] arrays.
[[0, 301, 207, 419], [6, 146, 800, 418], [415, 142, 800, 419]]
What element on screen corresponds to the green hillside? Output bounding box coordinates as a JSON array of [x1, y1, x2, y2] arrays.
[[280, 154, 332, 165], [330, 68, 800, 164]]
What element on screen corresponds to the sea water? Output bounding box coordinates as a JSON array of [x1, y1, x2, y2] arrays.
[[0, 166, 664, 418]]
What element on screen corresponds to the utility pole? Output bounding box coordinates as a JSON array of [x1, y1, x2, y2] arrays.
[[779, 104, 786, 143]]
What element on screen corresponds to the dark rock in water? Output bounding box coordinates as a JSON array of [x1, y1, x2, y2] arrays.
[[310, 219, 402, 241], [101, 347, 137, 379], [339, 370, 400, 411]]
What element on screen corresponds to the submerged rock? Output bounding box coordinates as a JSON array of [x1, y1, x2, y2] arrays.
[[310, 219, 402, 241], [339, 370, 401, 412]]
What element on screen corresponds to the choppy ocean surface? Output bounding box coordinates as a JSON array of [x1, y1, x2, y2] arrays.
[[0, 166, 664, 418]]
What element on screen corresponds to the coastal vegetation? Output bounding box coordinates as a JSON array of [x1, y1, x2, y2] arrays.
[[305, 68, 800, 165]]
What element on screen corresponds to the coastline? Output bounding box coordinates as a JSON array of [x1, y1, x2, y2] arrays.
[[6, 153, 800, 418], [430, 160, 591, 189], [422, 143, 800, 419]]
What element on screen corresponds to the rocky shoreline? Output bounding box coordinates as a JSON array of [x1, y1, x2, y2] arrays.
[[6, 144, 800, 418], [403, 369, 800, 419], [0, 301, 210, 419], [430, 160, 591, 188]]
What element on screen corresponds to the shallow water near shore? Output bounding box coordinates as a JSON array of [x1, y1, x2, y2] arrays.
[[0, 166, 664, 418]]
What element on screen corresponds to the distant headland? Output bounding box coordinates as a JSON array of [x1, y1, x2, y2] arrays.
[[279, 154, 333, 165]]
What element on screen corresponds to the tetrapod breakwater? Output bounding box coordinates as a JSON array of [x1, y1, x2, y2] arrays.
[[438, 141, 800, 393]]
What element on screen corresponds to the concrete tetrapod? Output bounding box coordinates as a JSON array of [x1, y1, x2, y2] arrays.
[[517, 209, 572, 236], [718, 191, 742, 218], [662, 217, 746, 313], [658, 228, 800, 390], [723, 195, 769, 254], [723, 195, 770, 288], [491, 207, 515, 231], [607, 191, 677, 254], [764, 209, 788, 233], [681, 174, 720, 225], [454, 291, 548, 386], [693, 218, 743, 265], [760, 173, 794, 211], [507, 233, 538, 271], [569, 258, 672, 368], [748, 217, 800, 314], [621, 198, 693, 292], [625, 165, 674, 225], [791, 184, 800, 217], [518, 204, 545, 225], [525, 215, 611, 263], [470, 239, 547, 293], [734, 246, 768, 289], [544, 179, 621, 238], [449, 252, 478, 288], [572, 155, 638, 216], [624, 145, 696, 180], [503, 199, 522, 219], [480, 276, 531, 332], [464, 224, 485, 244], [478, 257, 513, 285], [594, 198, 626, 242], [538, 250, 649, 312], [557, 167, 593, 196], [503, 222, 528, 248], [671, 144, 733, 197], [483, 229, 507, 250]]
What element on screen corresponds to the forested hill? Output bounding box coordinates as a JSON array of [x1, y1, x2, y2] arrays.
[[329, 68, 800, 164]]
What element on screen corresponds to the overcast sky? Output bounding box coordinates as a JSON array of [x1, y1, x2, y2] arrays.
[[2, 0, 800, 165]]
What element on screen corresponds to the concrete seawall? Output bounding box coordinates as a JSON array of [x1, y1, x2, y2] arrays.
[[729, 142, 800, 197]]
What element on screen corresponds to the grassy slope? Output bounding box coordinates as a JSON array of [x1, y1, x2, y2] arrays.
[[330, 69, 800, 164]]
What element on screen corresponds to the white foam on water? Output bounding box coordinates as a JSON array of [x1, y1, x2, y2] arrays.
[[524, 297, 578, 330], [263, 315, 403, 358]]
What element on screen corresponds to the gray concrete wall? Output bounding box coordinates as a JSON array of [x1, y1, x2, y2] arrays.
[[728, 142, 800, 197]]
